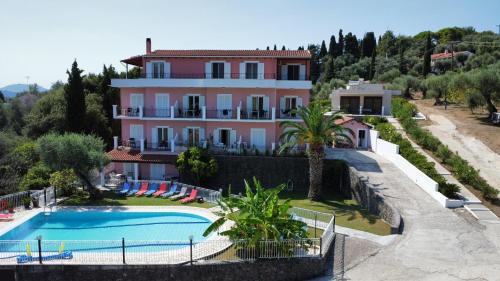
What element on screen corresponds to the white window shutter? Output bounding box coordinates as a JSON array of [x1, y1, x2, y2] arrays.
[[281, 65, 287, 80], [299, 65, 306, 80], [205, 62, 211, 79], [263, 96, 269, 112], [168, 128, 174, 141], [182, 95, 188, 110], [246, 96, 252, 113], [164, 62, 171, 78], [297, 97, 303, 107], [239, 63, 246, 79], [213, 129, 219, 144], [224, 62, 231, 79], [258, 63, 264, 79], [182, 128, 188, 143], [199, 128, 205, 141], [199, 95, 205, 107], [230, 130, 236, 145], [146, 62, 152, 78], [151, 128, 158, 148]]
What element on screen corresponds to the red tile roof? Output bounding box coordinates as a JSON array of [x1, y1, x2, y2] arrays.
[[149, 49, 311, 58], [430, 51, 469, 60], [107, 149, 177, 164], [122, 50, 311, 66], [334, 116, 371, 128]]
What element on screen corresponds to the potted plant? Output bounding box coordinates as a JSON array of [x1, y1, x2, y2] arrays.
[[7, 202, 14, 213], [32, 197, 40, 208], [22, 197, 31, 209]]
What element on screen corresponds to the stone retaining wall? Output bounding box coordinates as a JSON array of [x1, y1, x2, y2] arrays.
[[2, 257, 328, 281], [347, 166, 402, 234]]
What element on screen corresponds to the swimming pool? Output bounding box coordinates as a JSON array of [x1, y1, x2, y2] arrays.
[[0, 211, 213, 253]]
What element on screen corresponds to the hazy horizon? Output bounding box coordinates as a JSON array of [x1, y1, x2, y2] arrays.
[[1, 0, 499, 88]]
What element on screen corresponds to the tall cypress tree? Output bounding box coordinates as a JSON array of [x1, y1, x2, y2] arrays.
[[336, 29, 344, 56], [369, 48, 377, 80], [281, 45, 286, 50], [398, 45, 406, 74], [319, 40, 328, 58], [423, 32, 432, 77], [344, 32, 360, 58], [98, 65, 120, 143], [64, 60, 86, 133], [362, 32, 376, 57], [273, 44, 277, 50], [266, 46, 270, 50], [325, 57, 335, 81], [328, 35, 336, 56]]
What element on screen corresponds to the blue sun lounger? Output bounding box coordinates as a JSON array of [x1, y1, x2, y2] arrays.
[[118, 182, 130, 195], [161, 183, 177, 198], [126, 182, 141, 196], [144, 183, 159, 196], [17, 251, 73, 264]]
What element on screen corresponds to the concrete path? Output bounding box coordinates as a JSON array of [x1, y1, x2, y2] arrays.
[[388, 117, 499, 222], [424, 114, 500, 193], [323, 149, 500, 281]]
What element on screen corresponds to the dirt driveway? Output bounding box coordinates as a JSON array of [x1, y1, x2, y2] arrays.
[[412, 99, 500, 192]]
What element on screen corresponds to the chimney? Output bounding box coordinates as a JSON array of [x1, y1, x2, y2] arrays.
[[146, 38, 151, 54]]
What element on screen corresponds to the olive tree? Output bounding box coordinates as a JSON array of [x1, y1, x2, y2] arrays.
[[37, 133, 109, 199]]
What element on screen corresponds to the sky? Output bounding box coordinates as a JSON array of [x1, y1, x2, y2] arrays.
[[1, 0, 499, 88]]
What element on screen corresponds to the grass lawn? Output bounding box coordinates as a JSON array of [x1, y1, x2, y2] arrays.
[[282, 191, 392, 236], [62, 190, 213, 209]]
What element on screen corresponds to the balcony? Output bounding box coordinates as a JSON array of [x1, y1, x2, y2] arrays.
[[111, 72, 312, 90], [332, 105, 387, 116], [113, 105, 279, 121]]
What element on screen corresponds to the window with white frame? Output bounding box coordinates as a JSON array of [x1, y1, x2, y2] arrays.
[[212, 63, 224, 79], [152, 62, 164, 78], [245, 63, 258, 79]]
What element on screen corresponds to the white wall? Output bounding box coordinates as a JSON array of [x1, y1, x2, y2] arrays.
[[370, 130, 463, 208]]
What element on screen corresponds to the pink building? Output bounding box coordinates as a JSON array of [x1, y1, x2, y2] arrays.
[[108, 38, 312, 181]]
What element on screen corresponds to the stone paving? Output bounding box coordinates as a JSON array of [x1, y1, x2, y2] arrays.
[[324, 149, 500, 281]]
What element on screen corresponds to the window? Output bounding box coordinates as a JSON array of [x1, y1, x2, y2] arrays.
[[251, 96, 265, 119], [187, 128, 200, 146], [219, 129, 230, 146], [157, 128, 169, 147], [187, 95, 200, 117], [212, 63, 224, 79], [284, 97, 297, 117], [152, 62, 164, 79], [287, 65, 300, 80], [245, 63, 258, 79]]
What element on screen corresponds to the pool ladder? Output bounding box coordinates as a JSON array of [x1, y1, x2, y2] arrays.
[[44, 205, 54, 215]]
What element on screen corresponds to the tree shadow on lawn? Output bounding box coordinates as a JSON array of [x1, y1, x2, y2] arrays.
[[283, 191, 380, 225]]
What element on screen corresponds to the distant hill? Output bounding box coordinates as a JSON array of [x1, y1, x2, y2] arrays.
[[0, 84, 48, 98]]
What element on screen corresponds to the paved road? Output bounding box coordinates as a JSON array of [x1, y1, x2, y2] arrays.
[[323, 149, 500, 281]]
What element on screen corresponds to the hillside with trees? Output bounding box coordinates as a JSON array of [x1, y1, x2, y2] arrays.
[[297, 27, 500, 117]]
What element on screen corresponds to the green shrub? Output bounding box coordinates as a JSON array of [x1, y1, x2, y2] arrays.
[[363, 116, 387, 126], [436, 145, 452, 163], [439, 182, 460, 199], [391, 97, 498, 202], [20, 163, 51, 190], [49, 169, 79, 196]]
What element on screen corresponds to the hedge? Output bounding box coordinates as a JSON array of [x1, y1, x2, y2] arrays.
[[391, 97, 498, 201], [370, 120, 459, 199]]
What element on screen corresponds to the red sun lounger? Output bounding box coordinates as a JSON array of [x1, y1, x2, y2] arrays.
[[152, 182, 168, 197], [135, 182, 150, 196], [180, 189, 198, 204]]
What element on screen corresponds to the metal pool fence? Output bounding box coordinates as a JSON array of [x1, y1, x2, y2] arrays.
[[0, 187, 55, 210], [0, 208, 335, 265]]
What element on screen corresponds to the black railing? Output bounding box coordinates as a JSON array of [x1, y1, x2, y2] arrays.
[[144, 142, 170, 152], [118, 107, 141, 117], [143, 107, 170, 118], [278, 108, 300, 119], [240, 110, 271, 120], [205, 109, 235, 119], [134, 72, 309, 80], [176, 108, 202, 118], [120, 139, 141, 150]]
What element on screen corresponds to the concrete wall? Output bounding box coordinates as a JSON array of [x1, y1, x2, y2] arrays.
[[179, 155, 348, 196], [370, 130, 463, 208], [5, 257, 328, 281], [347, 166, 402, 234]]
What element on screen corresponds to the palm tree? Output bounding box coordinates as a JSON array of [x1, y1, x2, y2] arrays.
[[279, 102, 352, 200]]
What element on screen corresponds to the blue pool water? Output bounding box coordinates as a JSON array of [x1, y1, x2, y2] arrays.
[[0, 211, 212, 242]]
